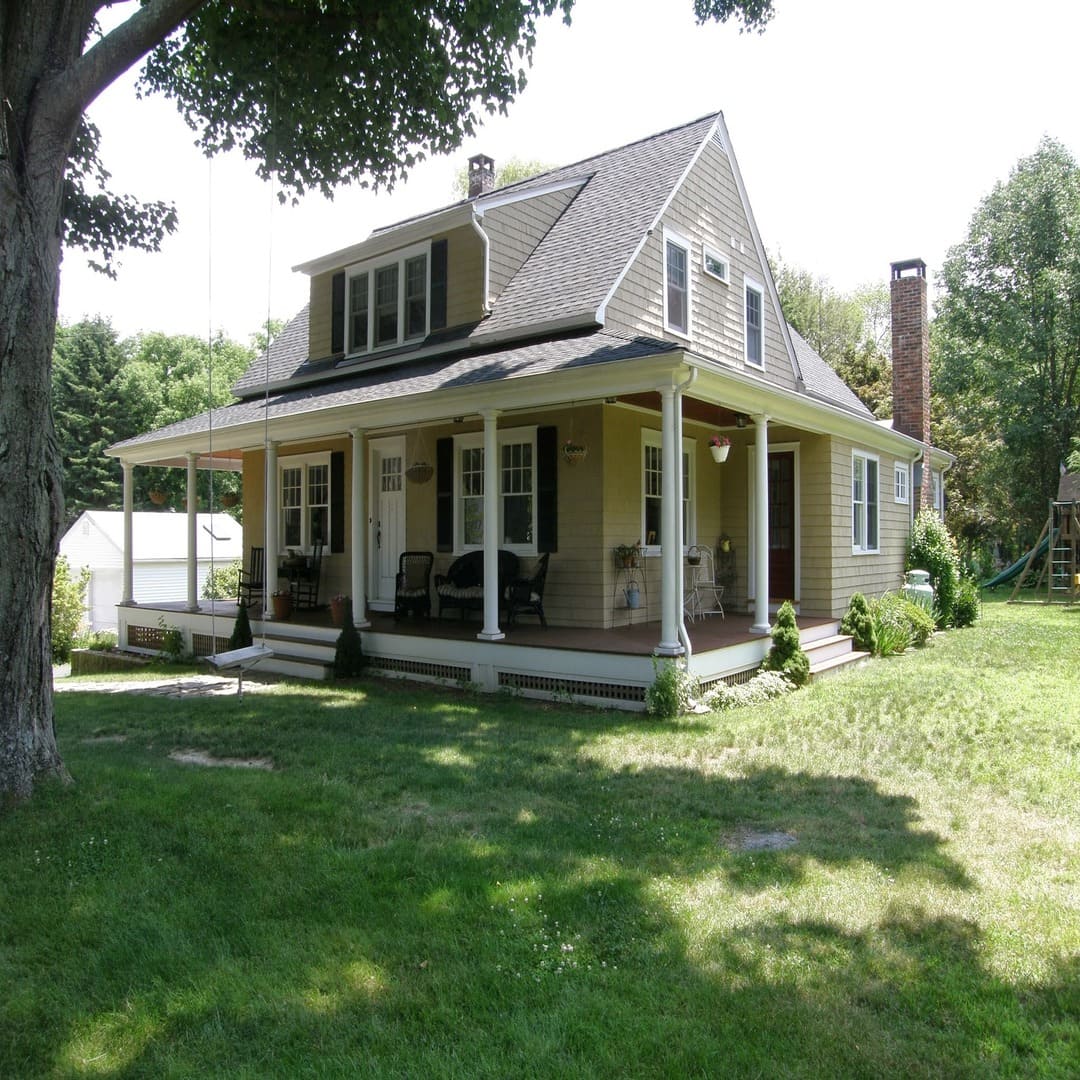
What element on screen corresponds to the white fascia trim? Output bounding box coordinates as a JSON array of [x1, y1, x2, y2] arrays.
[[715, 114, 804, 388], [595, 115, 720, 325], [293, 205, 474, 276], [474, 175, 589, 214]]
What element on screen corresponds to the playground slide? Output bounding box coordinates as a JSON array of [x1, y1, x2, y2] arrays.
[[981, 535, 1051, 589]]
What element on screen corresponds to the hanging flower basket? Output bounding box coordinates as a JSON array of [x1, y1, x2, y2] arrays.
[[148, 489, 167, 505], [708, 435, 731, 463], [405, 462, 434, 484], [562, 442, 588, 465], [221, 492, 239, 508]]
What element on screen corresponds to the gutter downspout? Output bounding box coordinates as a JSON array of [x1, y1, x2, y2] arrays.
[[470, 209, 492, 315]]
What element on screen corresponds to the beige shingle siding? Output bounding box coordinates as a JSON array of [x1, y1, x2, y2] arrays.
[[484, 188, 578, 302], [602, 139, 795, 389], [442, 226, 485, 329]]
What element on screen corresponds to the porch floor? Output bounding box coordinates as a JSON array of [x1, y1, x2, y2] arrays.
[[139, 600, 835, 657]]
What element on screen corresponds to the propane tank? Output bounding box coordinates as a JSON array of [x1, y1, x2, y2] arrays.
[[903, 569, 934, 613]]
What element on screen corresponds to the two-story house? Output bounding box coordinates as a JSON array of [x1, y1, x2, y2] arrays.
[[108, 112, 951, 704]]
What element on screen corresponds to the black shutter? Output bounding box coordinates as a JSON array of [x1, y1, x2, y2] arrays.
[[331, 271, 345, 353], [430, 238, 448, 331], [537, 425, 558, 553], [330, 450, 345, 553], [436, 437, 453, 552]]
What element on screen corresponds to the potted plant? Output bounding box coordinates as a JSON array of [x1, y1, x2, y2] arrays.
[[221, 491, 239, 508], [330, 593, 348, 627], [271, 589, 293, 621], [148, 488, 166, 505], [718, 533, 732, 553], [708, 434, 731, 463], [562, 439, 588, 465], [614, 542, 642, 568]]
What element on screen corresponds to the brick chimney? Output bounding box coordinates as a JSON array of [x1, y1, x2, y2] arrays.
[[467, 154, 495, 198], [890, 258, 932, 508]]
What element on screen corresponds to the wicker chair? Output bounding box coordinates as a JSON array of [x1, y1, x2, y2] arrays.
[[394, 551, 434, 619]]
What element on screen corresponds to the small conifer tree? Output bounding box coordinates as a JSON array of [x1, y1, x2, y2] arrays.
[[840, 591, 877, 655], [333, 598, 365, 678], [229, 603, 253, 650], [761, 600, 810, 686]]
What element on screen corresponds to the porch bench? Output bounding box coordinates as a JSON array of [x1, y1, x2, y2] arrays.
[[435, 549, 519, 620]]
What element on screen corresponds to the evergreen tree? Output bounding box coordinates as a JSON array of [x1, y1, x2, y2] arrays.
[[52, 318, 131, 522]]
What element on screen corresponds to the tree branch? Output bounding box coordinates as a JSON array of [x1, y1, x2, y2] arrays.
[[54, 0, 208, 124]]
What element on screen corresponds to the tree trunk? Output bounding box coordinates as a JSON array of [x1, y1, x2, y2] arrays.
[[0, 105, 73, 806]]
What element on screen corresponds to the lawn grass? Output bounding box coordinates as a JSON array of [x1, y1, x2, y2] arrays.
[[2, 597, 1077, 1077]]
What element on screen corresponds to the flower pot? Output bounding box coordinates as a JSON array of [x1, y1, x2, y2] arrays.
[[330, 596, 348, 627], [148, 489, 166, 505], [272, 594, 293, 620], [221, 492, 239, 508], [709, 443, 730, 463]]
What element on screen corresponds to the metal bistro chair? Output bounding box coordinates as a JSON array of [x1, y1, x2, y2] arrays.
[[237, 546, 266, 608], [290, 541, 324, 610], [395, 550, 434, 619], [685, 544, 724, 621]]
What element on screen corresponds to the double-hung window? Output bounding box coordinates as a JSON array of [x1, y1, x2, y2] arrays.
[[455, 427, 537, 553], [894, 463, 909, 504], [852, 451, 879, 553], [642, 432, 694, 551], [346, 241, 429, 355], [663, 227, 691, 337], [745, 276, 764, 367], [280, 454, 330, 551]]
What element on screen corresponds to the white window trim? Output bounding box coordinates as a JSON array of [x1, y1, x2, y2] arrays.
[[932, 469, 944, 517], [452, 425, 538, 556], [894, 462, 910, 505], [640, 429, 696, 556], [744, 274, 765, 368], [345, 239, 431, 358], [703, 244, 729, 283], [852, 450, 880, 555], [662, 226, 693, 340], [278, 451, 331, 555]]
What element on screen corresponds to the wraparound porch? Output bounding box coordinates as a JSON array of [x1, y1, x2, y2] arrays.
[[116, 601, 844, 709]]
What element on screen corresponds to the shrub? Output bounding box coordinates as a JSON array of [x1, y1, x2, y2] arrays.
[[645, 658, 699, 718], [333, 598, 365, 678], [952, 576, 981, 628], [157, 616, 187, 662], [52, 556, 90, 663], [909, 510, 962, 627], [73, 629, 118, 652], [703, 670, 795, 711], [840, 592, 877, 654], [203, 559, 242, 600], [229, 604, 253, 650], [868, 592, 935, 656], [761, 601, 810, 686]]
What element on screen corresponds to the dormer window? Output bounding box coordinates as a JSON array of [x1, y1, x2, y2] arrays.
[[346, 242, 430, 356]]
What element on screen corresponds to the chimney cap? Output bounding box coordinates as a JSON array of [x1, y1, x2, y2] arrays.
[[891, 258, 926, 280]]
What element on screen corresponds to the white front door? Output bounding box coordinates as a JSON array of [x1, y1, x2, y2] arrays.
[[369, 436, 406, 610]]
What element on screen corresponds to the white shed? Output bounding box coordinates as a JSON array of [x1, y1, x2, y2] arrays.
[[59, 511, 243, 631]]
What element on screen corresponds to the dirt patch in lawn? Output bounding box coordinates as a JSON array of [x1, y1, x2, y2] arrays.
[[169, 749, 275, 770], [723, 829, 798, 852]]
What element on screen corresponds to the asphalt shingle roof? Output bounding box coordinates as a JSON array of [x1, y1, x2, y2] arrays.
[[114, 330, 680, 451], [787, 324, 875, 419]]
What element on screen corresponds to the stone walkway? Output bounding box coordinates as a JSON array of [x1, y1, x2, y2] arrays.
[[53, 671, 279, 698]]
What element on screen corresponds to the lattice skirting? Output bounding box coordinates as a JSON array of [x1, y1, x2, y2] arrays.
[[126, 624, 165, 651], [498, 670, 646, 704], [698, 665, 760, 693], [369, 656, 472, 683], [191, 633, 231, 658]]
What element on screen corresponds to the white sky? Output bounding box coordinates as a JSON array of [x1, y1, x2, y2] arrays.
[[58, 0, 1080, 343]]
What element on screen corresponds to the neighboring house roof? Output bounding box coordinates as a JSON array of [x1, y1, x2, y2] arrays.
[[113, 330, 681, 451], [61, 512, 243, 561], [786, 325, 875, 420]]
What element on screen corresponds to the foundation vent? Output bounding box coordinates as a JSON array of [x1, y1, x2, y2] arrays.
[[498, 671, 647, 704]]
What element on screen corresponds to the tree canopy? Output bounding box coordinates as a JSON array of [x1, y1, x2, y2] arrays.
[[1, 0, 775, 803], [935, 137, 1080, 550]]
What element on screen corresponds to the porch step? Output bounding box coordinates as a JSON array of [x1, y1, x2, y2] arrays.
[[808, 649, 871, 680], [254, 625, 337, 681]]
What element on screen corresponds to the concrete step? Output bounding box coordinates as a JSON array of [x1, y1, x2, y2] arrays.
[[254, 627, 336, 680], [809, 649, 870, 680], [802, 633, 857, 665], [798, 619, 842, 645]]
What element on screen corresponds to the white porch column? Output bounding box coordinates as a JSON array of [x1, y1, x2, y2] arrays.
[[350, 427, 370, 627], [478, 409, 504, 641], [264, 440, 280, 620], [121, 461, 134, 604], [186, 452, 199, 611], [655, 387, 685, 656], [751, 413, 771, 634]]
